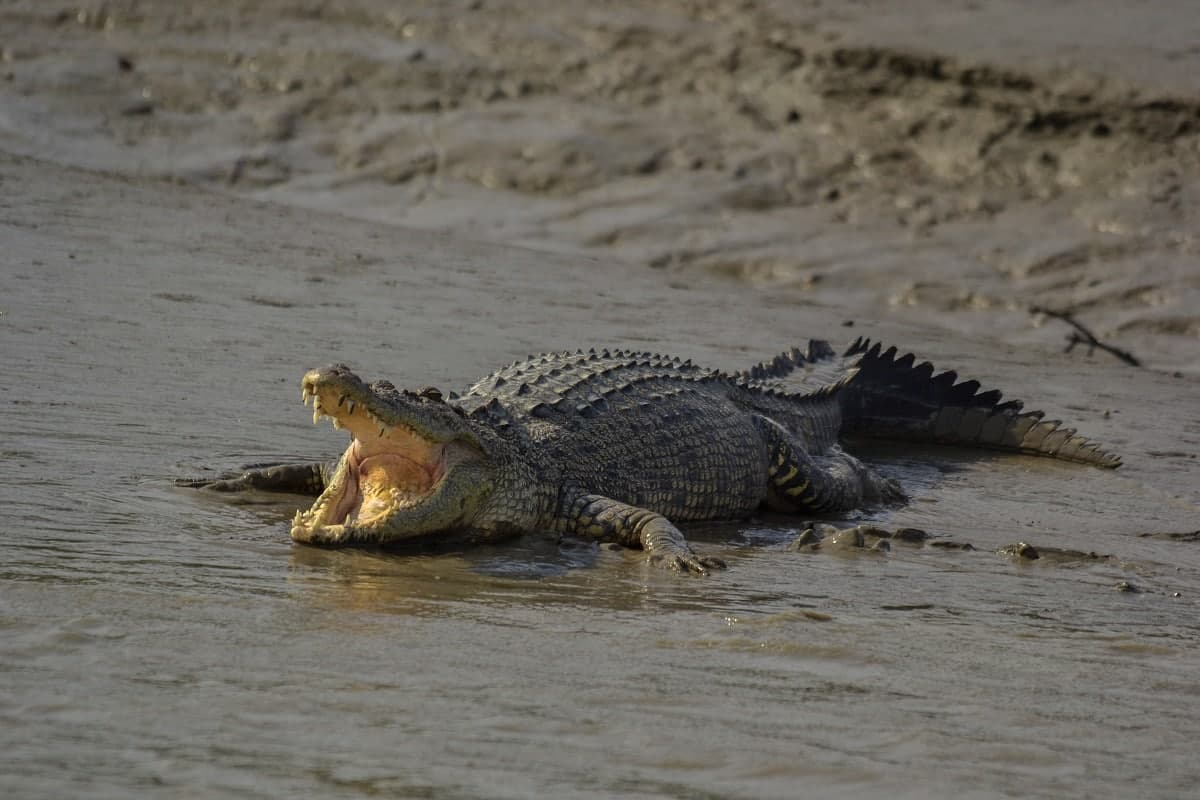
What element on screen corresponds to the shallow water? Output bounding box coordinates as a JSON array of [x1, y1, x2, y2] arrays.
[[2, 154, 1199, 799], [4, 2, 1200, 796]]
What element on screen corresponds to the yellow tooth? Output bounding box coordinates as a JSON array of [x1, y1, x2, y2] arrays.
[[313, 406, 322, 425], [332, 418, 343, 430]]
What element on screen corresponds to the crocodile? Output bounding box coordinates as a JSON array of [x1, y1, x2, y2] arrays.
[[180, 338, 1120, 574]]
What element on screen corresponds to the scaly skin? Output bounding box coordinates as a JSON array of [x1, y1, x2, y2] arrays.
[[181, 340, 1120, 574]]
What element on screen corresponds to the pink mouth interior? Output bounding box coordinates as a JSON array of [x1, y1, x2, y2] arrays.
[[328, 439, 445, 526]]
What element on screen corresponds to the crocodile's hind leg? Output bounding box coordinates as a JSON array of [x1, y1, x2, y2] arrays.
[[175, 461, 333, 494], [556, 492, 726, 575], [754, 416, 904, 513]]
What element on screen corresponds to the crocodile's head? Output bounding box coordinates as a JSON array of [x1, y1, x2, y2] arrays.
[[290, 364, 493, 546]]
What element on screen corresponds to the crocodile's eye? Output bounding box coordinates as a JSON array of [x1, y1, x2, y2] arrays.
[[417, 386, 444, 402]]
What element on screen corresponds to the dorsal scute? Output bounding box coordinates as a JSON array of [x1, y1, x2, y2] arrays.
[[456, 348, 723, 421], [727, 339, 851, 401]]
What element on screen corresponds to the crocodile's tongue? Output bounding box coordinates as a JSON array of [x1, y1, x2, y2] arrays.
[[332, 435, 445, 526]]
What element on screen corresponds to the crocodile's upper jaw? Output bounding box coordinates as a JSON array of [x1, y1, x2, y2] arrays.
[[290, 368, 478, 543]]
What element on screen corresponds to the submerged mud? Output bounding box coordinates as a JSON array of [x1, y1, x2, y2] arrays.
[[1, 2, 1199, 798]]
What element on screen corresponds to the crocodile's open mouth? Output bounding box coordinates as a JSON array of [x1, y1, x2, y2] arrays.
[[290, 379, 447, 541]]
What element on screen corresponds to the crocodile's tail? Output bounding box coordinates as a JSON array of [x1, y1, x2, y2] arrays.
[[838, 338, 1121, 468]]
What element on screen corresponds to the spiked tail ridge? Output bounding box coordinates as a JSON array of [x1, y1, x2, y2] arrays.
[[839, 338, 1122, 468], [730, 339, 856, 398], [731, 340, 837, 384]]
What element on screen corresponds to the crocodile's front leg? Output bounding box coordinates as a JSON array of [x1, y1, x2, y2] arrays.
[[175, 462, 334, 495], [556, 492, 726, 575]]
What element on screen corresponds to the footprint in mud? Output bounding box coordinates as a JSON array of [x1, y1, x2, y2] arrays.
[[996, 541, 1148, 591], [1137, 530, 1200, 542], [996, 541, 1123, 566], [788, 527, 1152, 593], [789, 526, 1124, 565], [787, 523, 928, 554]]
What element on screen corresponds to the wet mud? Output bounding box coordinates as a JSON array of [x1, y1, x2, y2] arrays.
[[3, 0, 1199, 372], [2, 2, 1199, 798]]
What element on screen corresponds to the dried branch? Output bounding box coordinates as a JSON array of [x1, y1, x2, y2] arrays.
[[1030, 306, 1142, 367]]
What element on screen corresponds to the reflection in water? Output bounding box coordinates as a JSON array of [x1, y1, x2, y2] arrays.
[[286, 529, 726, 616]]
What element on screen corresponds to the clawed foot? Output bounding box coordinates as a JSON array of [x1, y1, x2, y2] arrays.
[[174, 472, 257, 491], [649, 551, 727, 576], [175, 463, 326, 494], [789, 523, 927, 553]]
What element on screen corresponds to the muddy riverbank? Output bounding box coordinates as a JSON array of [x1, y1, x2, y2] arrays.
[[2, 0, 1199, 371]]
